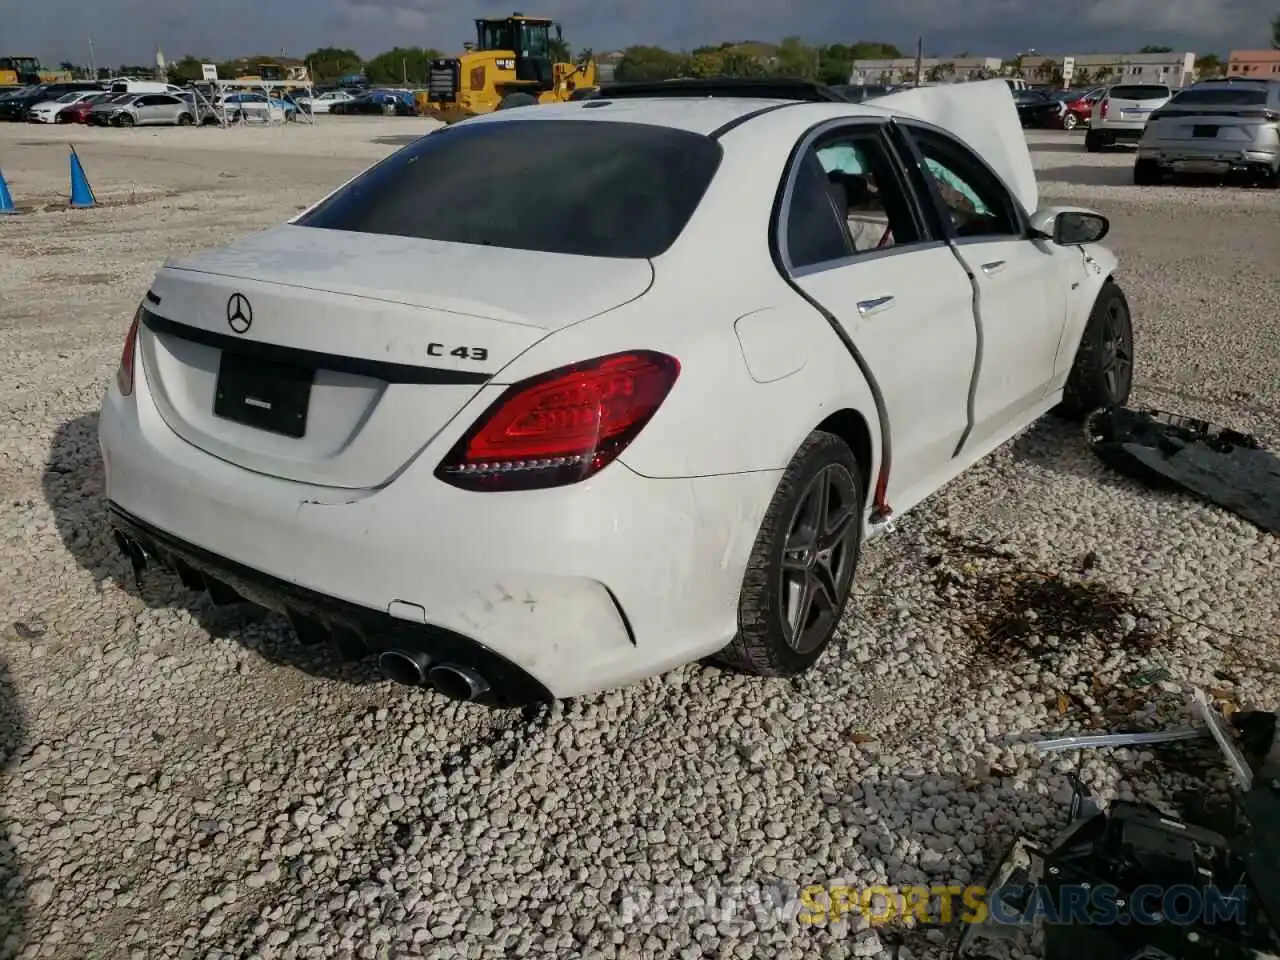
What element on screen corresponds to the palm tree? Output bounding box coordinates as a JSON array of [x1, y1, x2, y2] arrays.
[[1272, 12, 1280, 49]]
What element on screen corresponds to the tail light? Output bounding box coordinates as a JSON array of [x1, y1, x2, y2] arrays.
[[1100, 99, 1109, 119], [436, 350, 680, 492], [116, 307, 141, 396]]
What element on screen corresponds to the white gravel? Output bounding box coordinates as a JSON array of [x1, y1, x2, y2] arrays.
[[0, 121, 1277, 960]]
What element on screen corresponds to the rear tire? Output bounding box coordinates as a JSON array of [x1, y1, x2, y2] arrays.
[[1057, 280, 1134, 420], [717, 431, 864, 678], [1062, 113, 1078, 131], [1084, 130, 1104, 152], [1133, 158, 1161, 186]]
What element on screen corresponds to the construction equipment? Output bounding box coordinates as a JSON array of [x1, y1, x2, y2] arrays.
[[0, 56, 43, 88], [424, 13, 597, 122]]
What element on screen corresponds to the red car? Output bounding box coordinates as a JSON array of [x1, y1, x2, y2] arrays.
[[1059, 88, 1103, 131], [56, 92, 115, 124]]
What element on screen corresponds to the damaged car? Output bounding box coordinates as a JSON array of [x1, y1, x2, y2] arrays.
[[98, 79, 1135, 705]]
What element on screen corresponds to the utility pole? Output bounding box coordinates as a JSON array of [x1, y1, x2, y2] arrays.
[[914, 36, 924, 86], [88, 34, 97, 80]]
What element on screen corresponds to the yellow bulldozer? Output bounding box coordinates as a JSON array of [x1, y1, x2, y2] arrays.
[[422, 13, 597, 122]]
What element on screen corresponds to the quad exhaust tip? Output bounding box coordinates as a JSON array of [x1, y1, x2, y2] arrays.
[[377, 651, 490, 702]]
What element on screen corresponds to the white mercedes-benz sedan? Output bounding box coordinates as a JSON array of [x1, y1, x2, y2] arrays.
[[98, 79, 1135, 706]]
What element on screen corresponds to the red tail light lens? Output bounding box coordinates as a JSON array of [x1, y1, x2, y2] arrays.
[[1100, 99, 1109, 118], [116, 308, 141, 396], [436, 350, 680, 491]]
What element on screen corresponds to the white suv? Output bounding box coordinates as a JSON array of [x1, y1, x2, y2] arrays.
[[1086, 83, 1172, 151]]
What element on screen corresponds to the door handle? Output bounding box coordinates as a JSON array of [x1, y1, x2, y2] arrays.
[[856, 295, 895, 316], [980, 260, 1007, 275]]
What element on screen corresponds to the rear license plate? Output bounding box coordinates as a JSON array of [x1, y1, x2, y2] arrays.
[[1192, 125, 1218, 138], [213, 351, 314, 438], [1122, 110, 1148, 120]]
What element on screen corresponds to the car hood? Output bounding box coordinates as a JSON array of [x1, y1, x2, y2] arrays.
[[878, 79, 1039, 215]]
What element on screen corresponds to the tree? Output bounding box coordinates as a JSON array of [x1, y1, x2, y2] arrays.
[[1195, 53, 1222, 76], [304, 47, 362, 82], [548, 36, 571, 62], [1272, 13, 1280, 49], [167, 56, 208, 83], [363, 47, 441, 85], [615, 45, 685, 81], [848, 41, 903, 59], [772, 36, 818, 79], [1139, 45, 1173, 53]]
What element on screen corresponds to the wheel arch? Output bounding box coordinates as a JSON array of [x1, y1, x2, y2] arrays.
[[814, 408, 874, 504]]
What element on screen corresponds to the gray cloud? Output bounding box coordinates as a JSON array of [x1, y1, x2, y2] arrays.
[[9, 0, 1273, 69]]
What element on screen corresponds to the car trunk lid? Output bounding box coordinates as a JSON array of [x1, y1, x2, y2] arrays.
[[139, 225, 653, 489]]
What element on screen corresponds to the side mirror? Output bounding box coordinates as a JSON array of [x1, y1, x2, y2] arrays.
[[1029, 207, 1110, 245], [1055, 211, 1109, 245]]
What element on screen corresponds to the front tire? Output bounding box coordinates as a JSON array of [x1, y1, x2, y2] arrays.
[[115, 113, 135, 127], [718, 431, 864, 677], [1057, 280, 1135, 420], [1062, 112, 1078, 131], [498, 92, 538, 110], [177, 112, 194, 126]]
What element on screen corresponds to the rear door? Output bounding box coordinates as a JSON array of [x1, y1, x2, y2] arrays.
[[779, 120, 979, 506], [133, 94, 162, 123], [897, 122, 1068, 454]]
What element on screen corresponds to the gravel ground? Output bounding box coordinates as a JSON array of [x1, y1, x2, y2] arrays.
[[0, 120, 1277, 960]]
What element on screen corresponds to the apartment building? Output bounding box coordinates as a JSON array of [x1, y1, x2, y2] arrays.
[[1226, 50, 1280, 77], [1020, 51, 1196, 87], [848, 56, 1002, 84]]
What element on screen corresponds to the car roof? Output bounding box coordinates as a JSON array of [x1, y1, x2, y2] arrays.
[[455, 96, 888, 137]]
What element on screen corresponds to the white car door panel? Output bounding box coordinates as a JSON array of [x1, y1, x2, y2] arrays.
[[795, 248, 976, 504], [948, 236, 1064, 447], [899, 123, 1069, 454], [778, 122, 980, 509]]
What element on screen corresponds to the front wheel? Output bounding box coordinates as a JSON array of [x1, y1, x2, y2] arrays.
[[1057, 280, 1134, 420], [115, 113, 135, 127], [717, 431, 864, 677], [1062, 112, 1078, 131], [177, 112, 194, 126], [498, 92, 538, 110]]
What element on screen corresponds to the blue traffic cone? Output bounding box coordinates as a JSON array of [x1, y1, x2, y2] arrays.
[[68, 146, 96, 209], [0, 166, 16, 215]]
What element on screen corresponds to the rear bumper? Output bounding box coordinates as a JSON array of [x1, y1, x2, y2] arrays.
[[98, 371, 779, 700], [1138, 140, 1279, 172], [1093, 123, 1145, 141]]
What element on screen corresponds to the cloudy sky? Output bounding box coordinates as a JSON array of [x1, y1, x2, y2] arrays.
[[9, 0, 1275, 68]]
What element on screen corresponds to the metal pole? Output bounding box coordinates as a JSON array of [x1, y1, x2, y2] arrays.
[[915, 36, 924, 86], [88, 34, 97, 80]]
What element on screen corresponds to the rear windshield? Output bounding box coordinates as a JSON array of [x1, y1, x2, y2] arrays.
[[1170, 86, 1269, 106], [296, 118, 724, 259], [1108, 85, 1170, 100]]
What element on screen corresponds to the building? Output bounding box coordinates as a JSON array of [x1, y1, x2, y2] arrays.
[[1020, 51, 1196, 87], [848, 56, 1001, 84], [1226, 50, 1280, 78]]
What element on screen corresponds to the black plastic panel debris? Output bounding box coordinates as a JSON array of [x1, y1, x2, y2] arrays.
[[1087, 406, 1280, 535]]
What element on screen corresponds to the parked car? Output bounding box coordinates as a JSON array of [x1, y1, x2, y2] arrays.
[[100, 79, 1132, 705], [1135, 77, 1280, 186], [296, 89, 356, 113], [58, 92, 125, 124], [25, 89, 103, 123], [175, 90, 222, 125], [830, 83, 895, 103], [1086, 83, 1172, 151], [88, 92, 196, 126], [216, 92, 297, 122], [1013, 88, 1066, 128], [0, 81, 103, 121], [1058, 87, 1103, 130], [330, 89, 417, 116]]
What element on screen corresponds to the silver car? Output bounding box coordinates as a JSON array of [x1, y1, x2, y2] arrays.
[[1135, 78, 1280, 186], [1085, 83, 1172, 151], [88, 92, 196, 127]]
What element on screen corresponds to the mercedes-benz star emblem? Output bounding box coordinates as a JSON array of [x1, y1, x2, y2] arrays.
[[227, 293, 252, 334]]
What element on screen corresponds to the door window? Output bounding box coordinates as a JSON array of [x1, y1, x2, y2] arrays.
[[904, 127, 1022, 239], [783, 126, 924, 269]]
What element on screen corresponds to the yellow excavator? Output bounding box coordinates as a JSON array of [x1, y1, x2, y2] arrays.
[[0, 56, 46, 88], [422, 13, 597, 122]]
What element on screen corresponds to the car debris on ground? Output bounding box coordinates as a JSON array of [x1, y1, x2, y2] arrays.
[[955, 689, 1280, 960], [1087, 406, 1280, 535]]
